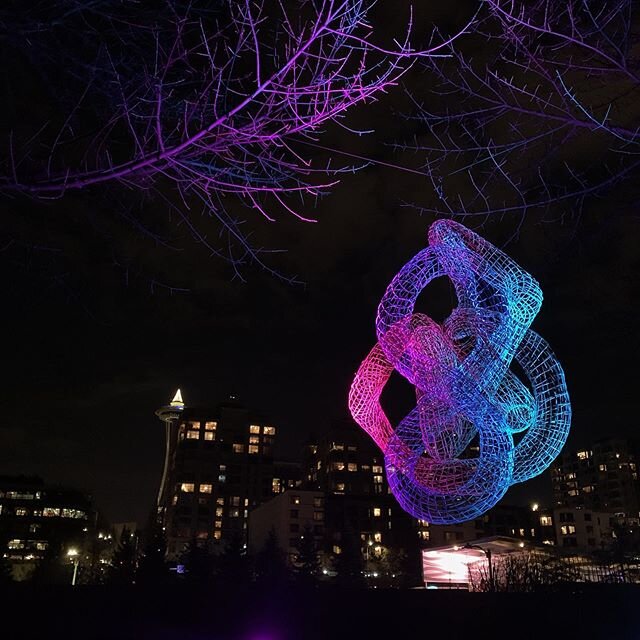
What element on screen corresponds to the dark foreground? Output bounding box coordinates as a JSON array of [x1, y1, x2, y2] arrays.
[[3, 583, 639, 640]]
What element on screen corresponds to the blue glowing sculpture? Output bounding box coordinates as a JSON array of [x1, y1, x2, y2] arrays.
[[349, 220, 571, 523]]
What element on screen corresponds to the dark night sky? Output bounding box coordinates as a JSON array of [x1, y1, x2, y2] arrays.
[[1, 3, 639, 526]]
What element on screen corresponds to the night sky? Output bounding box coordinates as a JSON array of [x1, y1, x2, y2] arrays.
[[1, 2, 638, 525]]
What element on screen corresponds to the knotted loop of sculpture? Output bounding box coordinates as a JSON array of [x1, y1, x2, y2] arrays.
[[349, 220, 571, 524]]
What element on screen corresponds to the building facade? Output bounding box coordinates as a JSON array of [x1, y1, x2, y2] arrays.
[[156, 392, 279, 558], [248, 489, 325, 565], [551, 437, 640, 516], [302, 420, 421, 580], [0, 475, 95, 580]]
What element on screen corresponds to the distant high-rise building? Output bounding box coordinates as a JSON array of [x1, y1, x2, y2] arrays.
[[302, 420, 420, 577], [155, 391, 278, 558], [0, 475, 96, 581], [551, 437, 640, 516]]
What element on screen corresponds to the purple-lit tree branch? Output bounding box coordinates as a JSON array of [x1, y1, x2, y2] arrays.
[[399, 0, 639, 220], [1, 1, 467, 280]]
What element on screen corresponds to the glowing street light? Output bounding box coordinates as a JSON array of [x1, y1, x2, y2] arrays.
[[67, 548, 80, 586]]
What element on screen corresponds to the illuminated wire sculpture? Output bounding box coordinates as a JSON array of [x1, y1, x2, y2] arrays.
[[349, 220, 571, 523]]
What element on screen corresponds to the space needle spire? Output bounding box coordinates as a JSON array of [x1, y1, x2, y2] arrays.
[[155, 388, 185, 508]]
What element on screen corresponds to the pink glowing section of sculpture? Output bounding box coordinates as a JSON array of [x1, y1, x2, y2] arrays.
[[349, 220, 571, 524]]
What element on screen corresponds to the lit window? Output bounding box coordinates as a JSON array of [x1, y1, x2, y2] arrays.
[[291, 496, 301, 505], [230, 509, 240, 518], [373, 475, 383, 484], [372, 465, 383, 474], [373, 532, 382, 543], [332, 443, 345, 451], [249, 425, 261, 434], [248, 445, 259, 454], [35, 541, 48, 551], [331, 462, 345, 471], [200, 484, 212, 494], [205, 421, 217, 431], [7, 539, 24, 550], [599, 464, 607, 472], [332, 545, 342, 555], [15, 508, 28, 516], [204, 432, 215, 441], [187, 430, 200, 440], [272, 478, 281, 493], [373, 507, 381, 517], [214, 520, 222, 529], [334, 483, 345, 493], [539, 515, 553, 526], [62, 508, 86, 519], [561, 525, 576, 535], [249, 436, 260, 444], [577, 451, 590, 460], [181, 483, 195, 493], [43, 507, 60, 517], [218, 474, 226, 483], [172, 496, 178, 505], [244, 498, 249, 506], [213, 531, 222, 540], [233, 444, 245, 454], [231, 497, 241, 506], [216, 497, 224, 506], [347, 463, 358, 472], [568, 489, 579, 497], [264, 426, 276, 436], [29, 524, 40, 533], [189, 421, 200, 429], [418, 531, 430, 541], [216, 507, 223, 517]]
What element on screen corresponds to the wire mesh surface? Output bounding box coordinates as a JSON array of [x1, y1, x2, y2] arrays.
[[349, 220, 571, 523]]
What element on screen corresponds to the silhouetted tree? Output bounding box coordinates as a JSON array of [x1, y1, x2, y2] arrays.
[[295, 526, 320, 586], [217, 533, 251, 587], [137, 519, 169, 585], [31, 538, 68, 585], [181, 538, 214, 586], [333, 531, 365, 589], [106, 527, 137, 585], [255, 529, 290, 586]]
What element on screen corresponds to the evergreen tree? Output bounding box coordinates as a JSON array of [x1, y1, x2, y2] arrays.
[[106, 527, 137, 585], [181, 538, 214, 586], [295, 525, 320, 586], [137, 519, 169, 585], [255, 528, 290, 586], [333, 530, 365, 589], [217, 533, 251, 588]]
